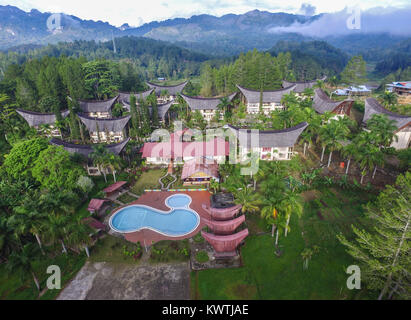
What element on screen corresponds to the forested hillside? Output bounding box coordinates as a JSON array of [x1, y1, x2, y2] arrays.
[[0, 37, 211, 81]]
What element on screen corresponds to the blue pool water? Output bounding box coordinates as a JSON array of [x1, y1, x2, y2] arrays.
[[109, 194, 199, 236]]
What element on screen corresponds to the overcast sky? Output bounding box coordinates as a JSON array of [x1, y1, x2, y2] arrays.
[[0, 0, 410, 27]]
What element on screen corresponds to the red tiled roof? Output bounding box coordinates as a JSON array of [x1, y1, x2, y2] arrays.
[[103, 181, 127, 194], [141, 138, 229, 159], [88, 199, 107, 212]]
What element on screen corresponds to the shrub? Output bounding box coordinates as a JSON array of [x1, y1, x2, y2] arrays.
[[195, 251, 209, 263]]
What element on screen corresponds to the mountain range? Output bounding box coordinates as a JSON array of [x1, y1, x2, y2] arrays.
[[0, 4, 410, 59]]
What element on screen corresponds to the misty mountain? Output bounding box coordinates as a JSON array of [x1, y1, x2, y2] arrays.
[[0, 4, 410, 60]]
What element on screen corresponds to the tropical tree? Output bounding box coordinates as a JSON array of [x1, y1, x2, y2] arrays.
[[66, 218, 93, 258], [90, 145, 110, 183], [209, 179, 220, 194], [43, 214, 71, 254], [261, 200, 280, 238], [233, 186, 261, 214], [105, 153, 122, 182], [6, 243, 42, 291], [379, 91, 398, 107], [338, 172, 411, 300], [281, 191, 303, 237], [367, 114, 398, 149]]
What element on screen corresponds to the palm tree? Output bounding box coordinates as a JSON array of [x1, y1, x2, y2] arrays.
[[11, 194, 47, 253], [105, 154, 122, 182], [209, 179, 220, 194], [0, 218, 20, 261], [261, 198, 280, 237], [379, 91, 398, 107], [67, 218, 93, 258], [367, 114, 398, 149], [318, 118, 351, 167], [90, 145, 109, 182], [217, 97, 230, 115], [6, 243, 41, 291], [43, 214, 71, 254], [341, 142, 357, 175], [328, 76, 339, 90], [233, 186, 261, 214], [281, 191, 303, 238], [354, 132, 384, 183]]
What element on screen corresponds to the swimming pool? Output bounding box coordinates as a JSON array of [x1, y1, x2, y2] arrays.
[[109, 194, 200, 237]]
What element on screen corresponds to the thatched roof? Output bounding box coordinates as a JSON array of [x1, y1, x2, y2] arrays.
[[227, 122, 309, 148], [364, 98, 411, 130], [313, 88, 352, 114], [118, 89, 154, 104], [50, 138, 130, 158], [78, 96, 118, 113], [17, 109, 70, 127], [180, 93, 237, 111], [146, 81, 188, 96], [78, 113, 131, 132], [236, 84, 296, 104]]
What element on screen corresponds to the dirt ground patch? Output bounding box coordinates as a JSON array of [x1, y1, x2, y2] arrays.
[[301, 190, 320, 202], [57, 261, 190, 300]]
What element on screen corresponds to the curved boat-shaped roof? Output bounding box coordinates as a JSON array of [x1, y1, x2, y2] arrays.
[[50, 138, 130, 158], [236, 84, 296, 104], [122, 100, 173, 120], [202, 204, 242, 221], [78, 113, 131, 132], [202, 215, 246, 235], [364, 98, 411, 130], [180, 92, 237, 111], [17, 109, 70, 127], [202, 229, 249, 253], [118, 89, 154, 104], [146, 81, 188, 96], [313, 88, 352, 114], [282, 76, 326, 93], [227, 122, 309, 148], [77, 96, 118, 113]]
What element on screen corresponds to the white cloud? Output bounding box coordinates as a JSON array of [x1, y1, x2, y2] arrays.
[[0, 0, 410, 26], [269, 6, 411, 37]]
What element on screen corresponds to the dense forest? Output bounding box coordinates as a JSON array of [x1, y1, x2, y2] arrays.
[[0, 37, 214, 81]]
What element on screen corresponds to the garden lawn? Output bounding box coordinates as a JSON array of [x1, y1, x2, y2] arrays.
[[132, 169, 166, 195], [192, 187, 377, 300], [0, 252, 86, 300], [89, 236, 142, 264]]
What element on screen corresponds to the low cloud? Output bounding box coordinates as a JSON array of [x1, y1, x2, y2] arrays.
[[269, 6, 411, 37], [298, 3, 316, 16]]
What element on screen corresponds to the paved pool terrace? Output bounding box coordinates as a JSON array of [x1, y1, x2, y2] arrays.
[[110, 191, 212, 245]]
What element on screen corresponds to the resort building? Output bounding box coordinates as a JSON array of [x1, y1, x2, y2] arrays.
[[363, 98, 411, 150], [313, 88, 354, 117], [282, 77, 326, 94], [78, 113, 131, 143], [16, 109, 70, 137], [333, 85, 371, 96], [181, 159, 219, 186], [118, 89, 154, 105], [50, 138, 130, 175], [236, 84, 296, 115], [386, 81, 411, 96], [180, 93, 237, 122], [227, 122, 309, 161], [146, 81, 188, 104], [141, 130, 229, 165], [122, 100, 174, 124], [77, 96, 119, 119]]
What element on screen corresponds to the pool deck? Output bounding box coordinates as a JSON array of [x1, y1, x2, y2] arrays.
[[112, 191, 212, 245]]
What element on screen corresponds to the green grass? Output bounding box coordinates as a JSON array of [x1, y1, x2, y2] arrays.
[[192, 187, 377, 300], [150, 240, 191, 264], [0, 252, 86, 300], [195, 251, 209, 263], [118, 193, 138, 204], [89, 236, 142, 264], [131, 169, 166, 195]]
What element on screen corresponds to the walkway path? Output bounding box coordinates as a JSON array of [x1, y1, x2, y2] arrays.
[[159, 172, 177, 190]]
